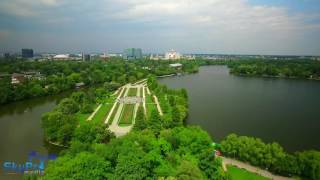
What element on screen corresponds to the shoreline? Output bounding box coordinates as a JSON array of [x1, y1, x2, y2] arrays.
[[46, 140, 68, 148]]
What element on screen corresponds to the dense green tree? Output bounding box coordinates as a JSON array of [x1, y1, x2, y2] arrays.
[[297, 151, 320, 180], [134, 106, 147, 131], [175, 160, 203, 180], [41, 111, 77, 145], [199, 151, 228, 180], [171, 106, 182, 127], [44, 152, 112, 180], [80, 103, 94, 114], [56, 98, 79, 114], [71, 92, 86, 104], [74, 123, 114, 144], [148, 109, 162, 134], [0, 79, 11, 104]]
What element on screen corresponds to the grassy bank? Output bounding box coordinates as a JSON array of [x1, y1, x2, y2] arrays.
[[227, 165, 270, 180]]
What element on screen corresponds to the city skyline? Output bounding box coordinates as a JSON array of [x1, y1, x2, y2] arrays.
[[1, 0, 320, 55]]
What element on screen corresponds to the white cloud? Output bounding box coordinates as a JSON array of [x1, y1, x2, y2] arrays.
[[0, 0, 319, 54], [108, 0, 312, 31], [0, 0, 63, 17]]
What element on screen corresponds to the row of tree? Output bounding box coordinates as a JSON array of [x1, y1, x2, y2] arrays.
[[146, 76, 188, 129], [221, 134, 320, 180]]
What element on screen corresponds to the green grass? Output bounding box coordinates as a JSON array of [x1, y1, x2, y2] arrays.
[[146, 93, 154, 103], [127, 88, 137, 96], [91, 103, 112, 124], [108, 102, 119, 125], [118, 104, 135, 125], [76, 112, 91, 124], [227, 165, 270, 180], [146, 103, 157, 119], [76, 104, 98, 124], [145, 92, 158, 118]]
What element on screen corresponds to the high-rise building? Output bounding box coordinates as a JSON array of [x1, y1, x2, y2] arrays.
[[22, 49, 34, 58], [4, 53, 10, 59], [123, 48, 142, 60], [82, 53, 91, 61]]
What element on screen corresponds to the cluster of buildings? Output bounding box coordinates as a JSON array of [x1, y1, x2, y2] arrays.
[[1, 48, 197, 61], [0, 71, 44, 85], [2, 48, 320, 61], [0, 49, 123, 61], [122, 48, 194, 60], [150, 50, 195, 60]]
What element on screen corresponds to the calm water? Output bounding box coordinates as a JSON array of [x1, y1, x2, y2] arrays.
[[159, 66, 320, 152], [0, 93, 69, 179]]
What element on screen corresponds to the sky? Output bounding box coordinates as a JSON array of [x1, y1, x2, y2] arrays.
[[0, 0, 320, 55]]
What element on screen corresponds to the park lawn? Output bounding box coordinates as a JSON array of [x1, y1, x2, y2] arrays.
[[146, 102, 157, 119], [146, 93, 154, 103], [105, 96, 117, 103], [227, 165, 270, 180], [76, 104, 98, 124], [118, 104, 135, 125], [145, 93, 158, 118], [91, 103, 113, 124], [128, 88, 137, 96], [108, 102, 119, 125]]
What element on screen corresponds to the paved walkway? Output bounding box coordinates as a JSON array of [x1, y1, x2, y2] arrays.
[[108, 85, 130, 136], [146, 86, 151, 95], [153, 95, 163, 116], [142, 86, 147, 115], [221, 156, 293, 180], [87, 104, 102, 121], [132, 86, 141, 124]]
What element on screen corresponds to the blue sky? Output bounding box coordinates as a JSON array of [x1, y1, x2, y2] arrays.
[[0, 0, 320, 55]]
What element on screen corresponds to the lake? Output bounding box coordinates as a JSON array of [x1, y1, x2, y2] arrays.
[[159, 66, 320, 152], [0, 93, 69, 179]]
